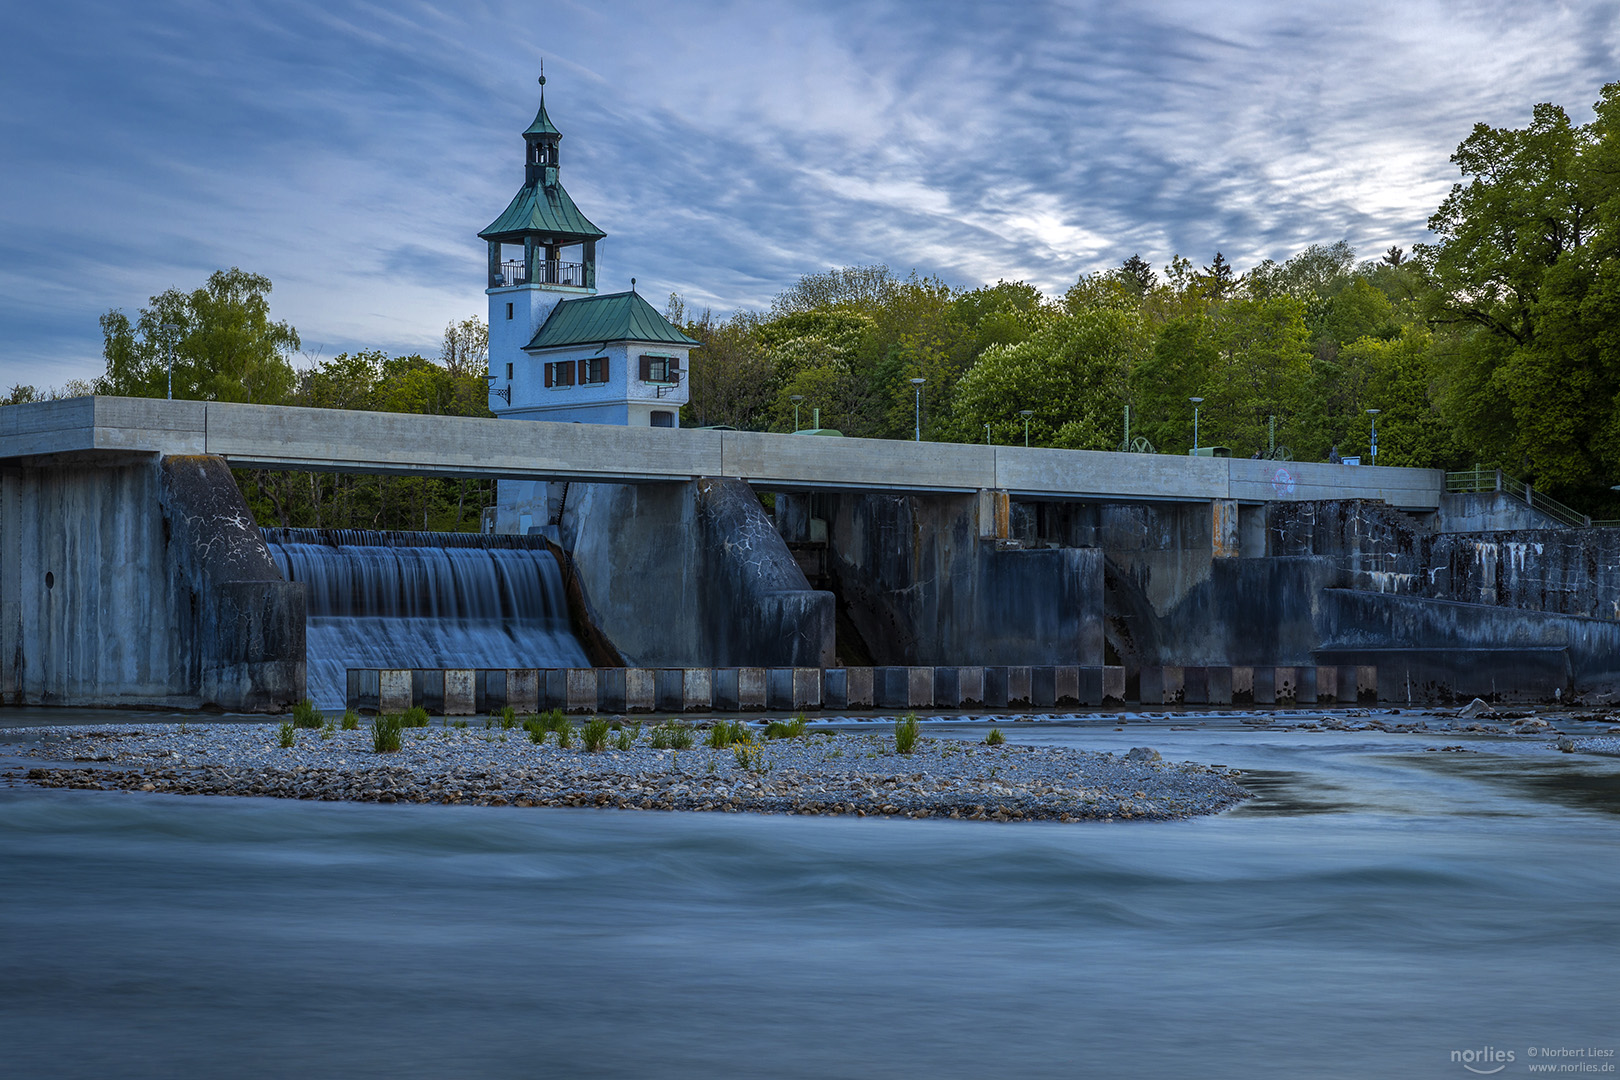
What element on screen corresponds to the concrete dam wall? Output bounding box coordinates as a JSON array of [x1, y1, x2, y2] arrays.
[[0, 454, 303, 710]]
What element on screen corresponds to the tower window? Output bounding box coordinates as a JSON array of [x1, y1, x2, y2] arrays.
[[651, 411, 674, 428], [506, 363, 513, 380], [544, 361, 575, 388], [506, 303, 513, 320], [578, 356, 609, 385]]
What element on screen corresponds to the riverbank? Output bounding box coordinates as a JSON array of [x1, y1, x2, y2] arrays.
[[2, 720, 1249, 822]]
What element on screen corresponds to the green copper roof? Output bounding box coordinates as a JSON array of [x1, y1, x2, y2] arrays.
[[525, 291, 701, 351], [524, 94, 561, 138], [479, 179, 605, 241]]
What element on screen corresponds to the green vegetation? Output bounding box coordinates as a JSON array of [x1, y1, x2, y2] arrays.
[[984, 727, 1006, 747], [615, 723, 641, 751], [705, 719, 752, 749], [733, 742, 771, 774], [894, 713, 920, 754], [371, 714, 403, 753], [321, 719, 336, 741], [650, 721, 695, 750], [764, 716, 809, 740], [581, 717, 612, 752], [291, 699, 322, 729], [341, 709, 359, 731], [277, 721, 296, 748], [498, 705, 516, 730], [401, 707, 430, 728], [53, 83, 1620, 519]]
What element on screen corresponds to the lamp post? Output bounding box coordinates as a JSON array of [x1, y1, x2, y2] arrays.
[[1189, 397, 1204, 453], [790, 394, 803, 432], [160, 323, 180, 400], [1366, 408, 1381, 467], [910, 377, 926, 441], [984, 422, 991, 445], [1020, 409, 1033, 447]]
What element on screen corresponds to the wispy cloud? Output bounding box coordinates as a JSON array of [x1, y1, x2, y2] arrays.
[[0, 0, 1613, 386]]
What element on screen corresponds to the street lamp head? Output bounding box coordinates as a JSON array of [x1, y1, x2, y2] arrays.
[[1189, 396, 1204, 405], [910, 377, 926, 387], [789, 394, 803, 403], [1019, 410, 1033, 418], [1366, 408, 1381, 416]]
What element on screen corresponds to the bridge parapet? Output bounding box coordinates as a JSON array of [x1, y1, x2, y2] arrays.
[[0, 397, 1446, 510]]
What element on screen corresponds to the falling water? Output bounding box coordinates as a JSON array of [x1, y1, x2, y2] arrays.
[[263, 529, 591, 709]]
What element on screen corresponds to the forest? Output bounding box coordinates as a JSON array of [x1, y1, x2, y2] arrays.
[[11, 81, 1615, 529]]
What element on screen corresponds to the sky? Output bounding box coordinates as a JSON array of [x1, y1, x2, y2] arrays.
[[1, 0, 1615, 390]]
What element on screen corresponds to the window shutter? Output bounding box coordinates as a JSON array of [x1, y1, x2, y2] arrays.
[[577, 358, 587, 384], [600, 356, 609, 383], [544, 363, 553, 388], [640, 355, 652, 381]]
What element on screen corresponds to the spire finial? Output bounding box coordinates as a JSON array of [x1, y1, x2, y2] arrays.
[[538, 58, 545, 88], [631, 277, 637, 293]]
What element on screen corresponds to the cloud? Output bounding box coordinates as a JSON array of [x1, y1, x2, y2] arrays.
[[0, 0, 1612, 387]]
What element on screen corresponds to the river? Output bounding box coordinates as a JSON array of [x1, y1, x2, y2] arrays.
[[2, 711, 1615, 1079]]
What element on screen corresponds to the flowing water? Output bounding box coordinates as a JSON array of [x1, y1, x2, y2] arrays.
[[2, 713, 1616, 1078], [263, 529, 590, 710]]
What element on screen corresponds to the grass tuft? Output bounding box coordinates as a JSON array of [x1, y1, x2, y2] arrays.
[[371, 714, 403, 753], [402, 706, 430, 728], [277, 720, 296, 748], [291, 699, 323, 729], [705, 719, 752, 749], [894, 713, 920, 754], [650, 721, 695, 750], [764, 716, 808, 740], [341, 709, 359, 731], [615, 723, 641, 751], [984, 727, 1006, 746], [582, 717, 612, 752]]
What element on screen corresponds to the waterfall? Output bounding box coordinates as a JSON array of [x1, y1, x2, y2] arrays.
[[263, 529, 591, 710]]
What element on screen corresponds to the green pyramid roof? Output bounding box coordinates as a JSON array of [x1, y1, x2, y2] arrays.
[[479, 179, 605, 242], [524, 94, 561, 138], [525, 291, 700, 351]]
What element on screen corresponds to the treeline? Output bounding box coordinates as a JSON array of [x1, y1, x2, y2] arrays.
[[676, 81, 1620, 513], [18, 81, 1619, 524], [91, 267, 497, 531]]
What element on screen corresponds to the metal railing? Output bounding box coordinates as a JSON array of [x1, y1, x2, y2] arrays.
[[495, 260, 588, 288], [1444, 467, 1591, 528]]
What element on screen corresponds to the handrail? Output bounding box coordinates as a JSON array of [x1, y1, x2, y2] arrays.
[[1444, 467, 1591, 528]]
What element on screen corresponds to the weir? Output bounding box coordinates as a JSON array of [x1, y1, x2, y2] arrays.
[[262, 530, 590, 710]]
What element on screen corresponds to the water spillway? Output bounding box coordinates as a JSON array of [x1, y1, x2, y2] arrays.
[[263, 529, 592, 709]]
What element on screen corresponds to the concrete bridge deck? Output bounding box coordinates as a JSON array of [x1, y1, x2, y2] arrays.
[[0, 396, 1444, 508]]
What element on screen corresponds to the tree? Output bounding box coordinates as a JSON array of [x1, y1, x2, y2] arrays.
[[1421, 83, 1620, 495], [1120, 254, 1157, 291], [96, 268, 299, 403], [944, 309, 1148, 449]]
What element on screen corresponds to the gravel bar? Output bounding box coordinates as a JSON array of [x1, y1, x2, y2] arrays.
[[1, 721, 1251, 822]]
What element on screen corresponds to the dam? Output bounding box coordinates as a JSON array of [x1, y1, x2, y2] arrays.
[[2, 395, 1619, 711]]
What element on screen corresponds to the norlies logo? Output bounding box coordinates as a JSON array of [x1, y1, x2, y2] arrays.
[[1453, 1046, 1516, 1074]]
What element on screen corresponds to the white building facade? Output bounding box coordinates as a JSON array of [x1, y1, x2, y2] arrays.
[[481, 78, 698, 533]]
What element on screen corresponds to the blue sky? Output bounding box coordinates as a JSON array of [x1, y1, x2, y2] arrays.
[[1, 0, 1615, 390]]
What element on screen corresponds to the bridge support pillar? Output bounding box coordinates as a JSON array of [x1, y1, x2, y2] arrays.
[[1212, 499, 1239, 558], [977, 488, 1009, 540]]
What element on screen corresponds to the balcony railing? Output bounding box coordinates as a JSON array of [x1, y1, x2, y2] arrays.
[[496, 260, 589, 288]]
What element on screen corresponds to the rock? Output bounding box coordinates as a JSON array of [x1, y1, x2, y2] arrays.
[[1556, 736, 1576, 753], [1124, 747, 1161, 763], [1457, 697, 1491, 719]]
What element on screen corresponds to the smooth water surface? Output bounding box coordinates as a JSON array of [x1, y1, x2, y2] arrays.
[[2, 715, 1616, 1079]]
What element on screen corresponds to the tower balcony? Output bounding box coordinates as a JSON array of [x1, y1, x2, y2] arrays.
[[495, 259, 591, 289]]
